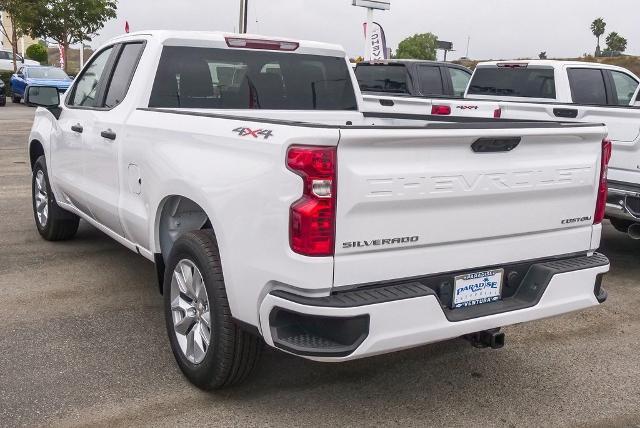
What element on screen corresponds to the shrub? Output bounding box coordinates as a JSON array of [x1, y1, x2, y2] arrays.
[[26, 44, 48, 64], [0, 71, 13, 95]]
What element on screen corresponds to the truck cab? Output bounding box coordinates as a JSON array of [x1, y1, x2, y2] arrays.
[[466, 60, 640, 236]]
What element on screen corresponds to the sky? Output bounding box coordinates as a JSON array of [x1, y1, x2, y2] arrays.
[[92, 0, 638, 60]]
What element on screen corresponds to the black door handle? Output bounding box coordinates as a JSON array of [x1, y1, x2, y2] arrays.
[[71, 124, 83, 133], [553, 108, 578, 119], [100, 129, 116, 140]]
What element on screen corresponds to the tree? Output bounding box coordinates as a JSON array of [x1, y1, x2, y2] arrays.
[[26, 43, 47, 63], [538, 51, 547, 59], [0, 0, 37, 71], [606, 32, 627, 53], [590, 18, 606, 57], [395, 33, 438, 61], [25, 0, 117, 72]]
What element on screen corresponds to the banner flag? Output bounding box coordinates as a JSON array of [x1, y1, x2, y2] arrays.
[[363, 22, 388, 60]]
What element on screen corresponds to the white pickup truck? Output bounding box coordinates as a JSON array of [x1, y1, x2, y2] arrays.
[[466, 60, 640, 237], [26, 31, 610, 390]]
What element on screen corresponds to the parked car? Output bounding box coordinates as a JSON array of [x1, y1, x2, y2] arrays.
[[0, 48, 40, 72], [466, 60, 640, 237], [0, 80, 6, 106], [10, 66, 72, 104], [26, 31, 610, 389], [355, 60, 500, 117]]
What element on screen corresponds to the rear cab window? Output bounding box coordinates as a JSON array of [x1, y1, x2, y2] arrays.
[[468, 65, 556, 99], [355, 64, 410, 94], [149, 46, 357, 110]]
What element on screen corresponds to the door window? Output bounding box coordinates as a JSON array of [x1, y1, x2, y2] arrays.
[[68, 46, 114, 108], [568, 68, 607, 105], [610, 70, 639, 106], [104, 43, 144, 108], [418, 65, 444, 96], [449, 67, 471, 97], [0, 51, 8, 60]]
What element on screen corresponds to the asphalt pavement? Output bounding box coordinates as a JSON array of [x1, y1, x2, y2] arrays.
[[1, 102, 639, 427]]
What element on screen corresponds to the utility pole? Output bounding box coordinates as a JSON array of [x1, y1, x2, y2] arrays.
[[239, 0, 249, 34], [466, 36, 471, 58]]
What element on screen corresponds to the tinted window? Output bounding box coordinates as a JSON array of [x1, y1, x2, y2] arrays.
[[610, 70, 638, 106], [418, 66, 444, 96], [468, 67, 556, 99], [449, 67, 471, 97], [105, 43, 144, 108], [69, 46, 114, 107], [0, 51, 8, 60], [568, 68, 607, 105], [150, 47, 357, 110], [355, 64, 409, 94]]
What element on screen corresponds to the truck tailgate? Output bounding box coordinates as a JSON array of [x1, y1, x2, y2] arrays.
[[333, 124, 606, 287]]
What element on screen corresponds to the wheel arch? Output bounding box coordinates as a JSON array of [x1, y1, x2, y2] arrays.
[[29, 139, 45, 170], [153, 194, 219, 294]]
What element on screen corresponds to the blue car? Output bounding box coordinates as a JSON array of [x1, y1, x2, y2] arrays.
[[10, 66, 72, 104]]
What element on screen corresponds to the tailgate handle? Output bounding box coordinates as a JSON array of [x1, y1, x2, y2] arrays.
[[379, 99, 395, 106], [553, 108, 578, 118], [472, 137, 521, 153]]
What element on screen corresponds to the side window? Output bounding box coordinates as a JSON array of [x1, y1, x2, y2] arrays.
[[449, 67, 471, 97], [610, 70, 639, 106], [0, 51, 8, 60], [69, 46, 114, 108], [418, 65, 444, 96], [104, 43, 144, 108], [568, 68, 607, 105]]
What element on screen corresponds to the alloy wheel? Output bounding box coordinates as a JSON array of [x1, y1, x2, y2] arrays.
[[170, 259, 212, 364]]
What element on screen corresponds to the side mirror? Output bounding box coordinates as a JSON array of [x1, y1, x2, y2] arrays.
[[25, 86, 62, 118], [19, 55, 24, 63]]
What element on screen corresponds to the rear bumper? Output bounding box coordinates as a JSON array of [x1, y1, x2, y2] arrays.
[[259, 253, 609, 362], [606, 181, 640, 223]]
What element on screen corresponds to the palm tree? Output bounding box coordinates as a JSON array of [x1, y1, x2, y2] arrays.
[[591, 18, 606, 57]]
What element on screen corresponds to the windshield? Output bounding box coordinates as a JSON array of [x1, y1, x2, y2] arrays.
[[468, 67, 556, 99], [149, 46, 357, 110], [355, 64, 410, 94], [27, 67, 70, 80]]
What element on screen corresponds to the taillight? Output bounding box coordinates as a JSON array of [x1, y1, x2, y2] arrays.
[[225, 37, 299, 51], [493, 108, 502, 118], [594, 139, 612, 225], [287, 146, 337, 256], [431, 105, 451, 115]]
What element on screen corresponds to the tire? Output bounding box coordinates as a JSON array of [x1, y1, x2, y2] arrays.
[[32, 156, 80, 241], [164, 230, 262, 390], [609, 218, 634, 234], [11, 94, 20, 103]]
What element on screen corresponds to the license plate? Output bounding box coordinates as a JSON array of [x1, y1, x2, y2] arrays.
[[452, 269, 504, 309]]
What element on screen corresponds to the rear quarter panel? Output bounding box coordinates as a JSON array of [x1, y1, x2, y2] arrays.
[[120, 110, 341, 327]]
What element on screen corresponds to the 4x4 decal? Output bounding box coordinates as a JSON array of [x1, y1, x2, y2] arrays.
[[233, 127, 274, 139]]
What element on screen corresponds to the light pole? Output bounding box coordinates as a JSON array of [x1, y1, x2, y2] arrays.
[[239, 0, 249, 34]]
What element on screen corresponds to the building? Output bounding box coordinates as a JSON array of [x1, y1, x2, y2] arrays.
[[0, 11, 39, 55]]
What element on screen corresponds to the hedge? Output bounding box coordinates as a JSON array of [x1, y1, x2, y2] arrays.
[[0, 71, 13, 96]]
